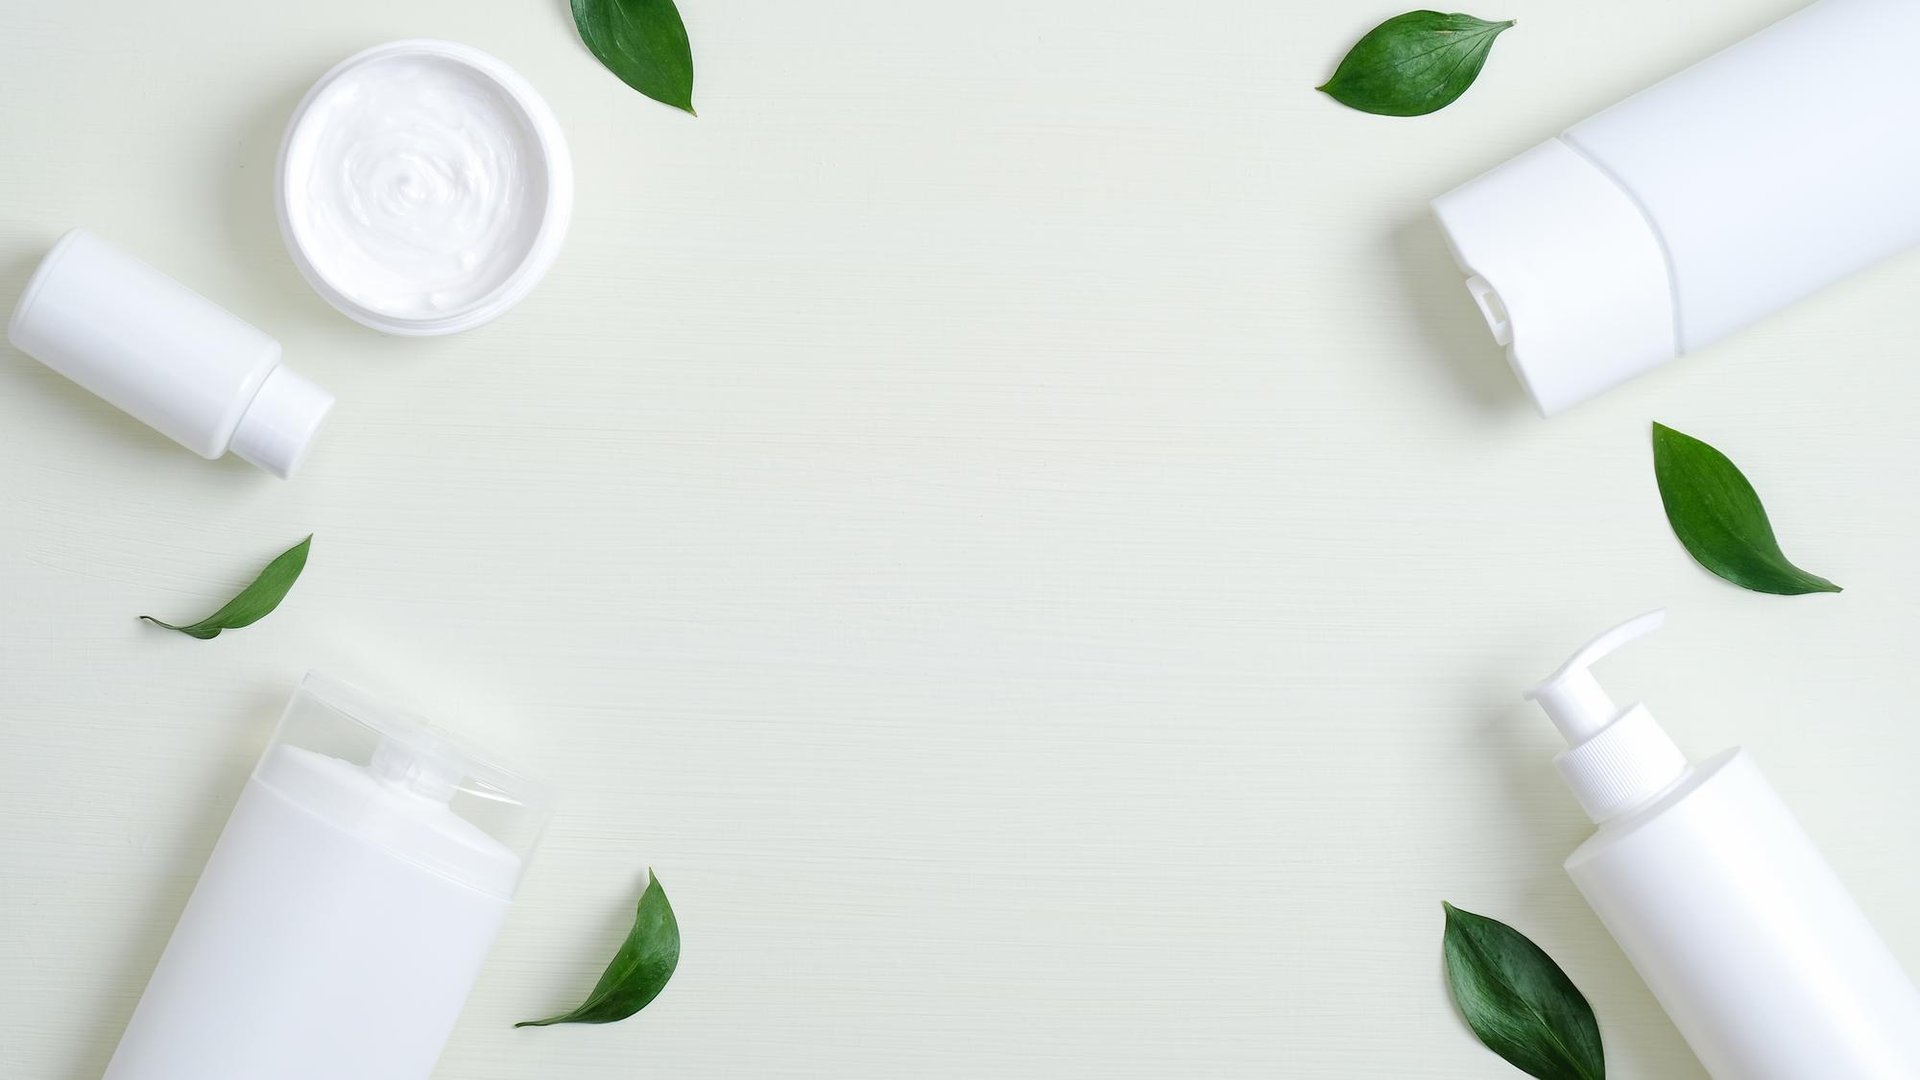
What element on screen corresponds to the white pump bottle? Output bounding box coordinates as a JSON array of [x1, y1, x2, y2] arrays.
[[1532, 612, 1920, 1079]]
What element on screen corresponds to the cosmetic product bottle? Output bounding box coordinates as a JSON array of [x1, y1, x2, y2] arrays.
[[1433, 0, 1920, 415], [7, 229, 333, 477], [102, 673, 551, 1080], [1530, 612, 1920, 1078]]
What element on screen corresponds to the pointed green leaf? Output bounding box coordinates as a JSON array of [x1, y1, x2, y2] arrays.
[[1652, 423, 1841, 596], [1318, 11, 1514, 117], [518, 870, 680, 1027], [140, 535, 312, 640], [1443, 903, 1604, 1080], [573, 0, 697, 115]]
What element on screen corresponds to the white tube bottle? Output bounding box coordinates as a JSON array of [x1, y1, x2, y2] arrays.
[[102, 673, 551, 1080], [1530, 612, 1920, 1078], [7, 229, 333, 477], [1433, 0, 1920, 415]]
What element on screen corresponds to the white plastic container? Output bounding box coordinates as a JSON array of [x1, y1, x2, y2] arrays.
[[1529, 612, 1920, 1078], [1433, 0, 1920, 415], [102, 674, 551, 1080], [7, 229, 334, 478], [276, 40, 573, 336]]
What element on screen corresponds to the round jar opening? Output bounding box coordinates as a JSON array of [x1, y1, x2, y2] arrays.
[[277, 41, 571, 336]]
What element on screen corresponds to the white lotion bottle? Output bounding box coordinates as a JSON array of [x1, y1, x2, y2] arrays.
[[102, 674, 551, 1080], [1530, 612, 1920, 1078], [1433, 0, 1920, 415], [7, 229, 333, 477]]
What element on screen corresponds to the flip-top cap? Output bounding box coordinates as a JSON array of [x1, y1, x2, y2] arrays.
[[1434, 138, 1678, 416]]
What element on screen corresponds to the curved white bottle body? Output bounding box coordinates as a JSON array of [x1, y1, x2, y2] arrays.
[[1569, 749, 1920, 1079], [103, 748, 514, 1080], [102, 675, 550, 1080], [1566, 0, 1920, 353], [1434, 0, 1920, 415]]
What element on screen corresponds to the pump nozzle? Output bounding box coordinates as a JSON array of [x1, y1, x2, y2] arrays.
[[1526, 610, 1664, 743], [1526, 610, 1689, 823]]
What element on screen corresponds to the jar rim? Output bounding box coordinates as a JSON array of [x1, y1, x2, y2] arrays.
[[274, 39, 573, 337]]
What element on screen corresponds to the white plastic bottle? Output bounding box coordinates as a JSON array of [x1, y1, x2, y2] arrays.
[[1433, 0, 1920, 415], [102, 673, 551, 1080], [7, 229, 334, 477], [1529, 612, 1920, 1078]]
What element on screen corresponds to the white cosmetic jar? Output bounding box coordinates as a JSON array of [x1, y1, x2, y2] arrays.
[[276, 40, 572, 336]]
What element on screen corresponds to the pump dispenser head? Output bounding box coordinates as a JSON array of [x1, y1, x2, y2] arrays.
[[1527, 611, 1690, 823], [1529, 610, 1665, 741]]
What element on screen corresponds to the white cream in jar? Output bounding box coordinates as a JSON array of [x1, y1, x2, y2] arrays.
[[277, 41, 571, 335]]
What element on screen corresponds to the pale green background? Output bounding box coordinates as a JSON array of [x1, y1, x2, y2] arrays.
[[2, 1, 1914, 1077]]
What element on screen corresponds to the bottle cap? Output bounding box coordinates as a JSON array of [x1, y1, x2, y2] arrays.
[[1526, 611, 1690, 823], [6, 229, 336, 477], [258, 673, 554, 899], [1432, 138, 1678, 416], [230, 364, 334, 479]]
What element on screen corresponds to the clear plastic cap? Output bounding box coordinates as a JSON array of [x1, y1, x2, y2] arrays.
[[231, 365, 334, 479], [257, 672, 553, 898]]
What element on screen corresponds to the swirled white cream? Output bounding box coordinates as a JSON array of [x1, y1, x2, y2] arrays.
[[284, 52, 543, 320]]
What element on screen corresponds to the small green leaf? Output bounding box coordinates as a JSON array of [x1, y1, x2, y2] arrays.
[[1443, 903, 1604, 1080], [140, 535, 312, 640], [1652, 423, 1841, 596], [1318, 11, 1514, 117], [573, 0, 697, 115], [518, 870, 680, 1027]]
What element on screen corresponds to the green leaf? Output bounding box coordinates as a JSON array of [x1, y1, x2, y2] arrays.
[[1651, 423, 1841, 596], [1318, 11, 1514, 117], [1443, 903, 1604, 1080], [518, 870, 680, 1027], [139, 535, 312, 640], [573, 0, 696, 115]]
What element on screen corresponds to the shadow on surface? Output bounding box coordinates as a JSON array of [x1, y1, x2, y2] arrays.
[[221, 78, 336, 334], [1389, 215, 1529, 416], [54, 686, 287, 1080]]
